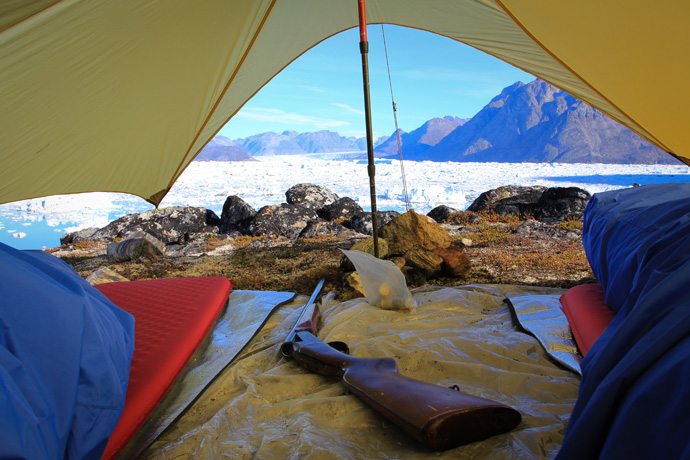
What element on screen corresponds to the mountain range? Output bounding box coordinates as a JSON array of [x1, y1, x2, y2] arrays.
[[198, 79, 678, 164]]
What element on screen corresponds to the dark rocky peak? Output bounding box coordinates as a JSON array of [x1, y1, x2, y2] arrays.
[[195, 145, 255, 162], [207, 135, 234, 146], [486, 81, 526, 109], [411, 116, 468, 147]]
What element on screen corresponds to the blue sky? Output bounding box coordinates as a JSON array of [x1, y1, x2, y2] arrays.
[[218, 25, 533, 140]]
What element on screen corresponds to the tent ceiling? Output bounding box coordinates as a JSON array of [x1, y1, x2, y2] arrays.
[[1, 0, 687, 206]]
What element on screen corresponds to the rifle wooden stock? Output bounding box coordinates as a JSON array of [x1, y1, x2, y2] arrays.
[[285, 330, 521, 451]]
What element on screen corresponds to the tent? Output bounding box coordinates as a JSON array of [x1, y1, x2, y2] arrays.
[[0, 0, 688, 207], [2, 1, 690, 459]]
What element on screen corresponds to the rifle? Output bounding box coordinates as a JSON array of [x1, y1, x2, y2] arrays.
[[280, 279, 522, 451]]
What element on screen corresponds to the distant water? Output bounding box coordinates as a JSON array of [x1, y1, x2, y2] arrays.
[[0, 218, 76, 251], [542, 173, 690, 187]]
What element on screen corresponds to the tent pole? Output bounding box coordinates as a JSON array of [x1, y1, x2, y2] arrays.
[[357, 0, 380, 258]]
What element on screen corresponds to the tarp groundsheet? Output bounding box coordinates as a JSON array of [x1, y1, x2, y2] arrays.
[[140, 285, 581, 459]]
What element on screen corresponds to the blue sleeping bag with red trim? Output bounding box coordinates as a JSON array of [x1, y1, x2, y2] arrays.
[[0, 243, 134, 459], [558, 183, 690, 459]]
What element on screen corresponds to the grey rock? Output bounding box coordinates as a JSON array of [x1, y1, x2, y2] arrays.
[[220, 195, 257, 233], [92, 206, 220, 244], [427, 205, 457, 223], [468, 185, 547, 214], [249, 203, 321, 239], [350, 211, 400, 235], [106, 233, 164, 261], [317, 197, 363, 221], [60, 227, 99, 245], [285, 183, 339, 210], [534, 187, 591, 222], [467, 185, 590, 222], [298, 221, 357, 239]]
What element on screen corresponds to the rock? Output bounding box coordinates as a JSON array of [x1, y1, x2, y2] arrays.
[[220, 196, 257, 233], [60, 227, 99, 245], [379, 209, 452, 256], [460, 238, 473, 247], [92, 206, 220, 244], [467, 185, 591, 222], [164, 234, 236, 257], [566, 229, 582, 240], [85, 266, 129, 285], [350, 211, 400, 235], [427, 205, 457, 223], [431, 247, 471, 277], [467, 185, 547, 215], [534, 187, 591, 222], [403, 247, 443, 277], [298, 221, 356, 239], [516, 219, 548, 236], [317, 197, 363, 221], [516, 219, 575, 239], [349, 237, 390, 258], [389, 257, 406, 270], [285, 183, 339, 210], [249, 203, 320, 239], [440, 223, 469, 238], [106, 232, 164, 261]]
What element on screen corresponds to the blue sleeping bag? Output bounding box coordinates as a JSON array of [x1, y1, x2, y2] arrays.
[[558, 183, 690, 459], [0, 243, 135, 459]]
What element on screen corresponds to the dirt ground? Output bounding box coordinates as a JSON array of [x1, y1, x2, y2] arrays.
[[57, 222, 596, 299]]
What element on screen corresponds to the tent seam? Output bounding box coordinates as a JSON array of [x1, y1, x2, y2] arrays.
[[492, 0, 673, 155], [0, 0, 66, 35], [161, 0, 279, 204]]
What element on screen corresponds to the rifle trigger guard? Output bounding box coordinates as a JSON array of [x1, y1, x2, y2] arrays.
[[327, 340, 349, 355]]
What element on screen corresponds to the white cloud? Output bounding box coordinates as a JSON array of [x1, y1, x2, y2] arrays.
[[332, 103, 364, 115], [297, 85, 326, 93], [236, 107, 350, 129]]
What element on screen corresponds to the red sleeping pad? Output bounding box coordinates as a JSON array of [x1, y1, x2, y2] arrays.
[[560, 283, 616, 356], [95, 276, 233, 460]]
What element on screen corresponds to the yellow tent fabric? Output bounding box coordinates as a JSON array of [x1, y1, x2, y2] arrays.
[[1, 0, 688, 206]]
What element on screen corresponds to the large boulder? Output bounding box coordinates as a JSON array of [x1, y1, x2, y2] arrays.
[[249, 203, 320, 239], [285, 183, 339, 210], [467, 185, 547, 215], [534, 187, 591, 222], [379, 209, 452, 256], [317, 197, 363, 221], [91, 206, 220, 244], [220, 195, 257, 233], [467, 185, 590, 221], [106, 232, 165, 261], [60, 227, 99, 245], [403, 247, 443, 277], [351, 211, 400, 235], [432, 247, 472, 277], [349, 237, 389, 258]]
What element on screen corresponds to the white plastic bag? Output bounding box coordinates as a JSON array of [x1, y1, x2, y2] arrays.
[[341, 249, 417, 310]]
